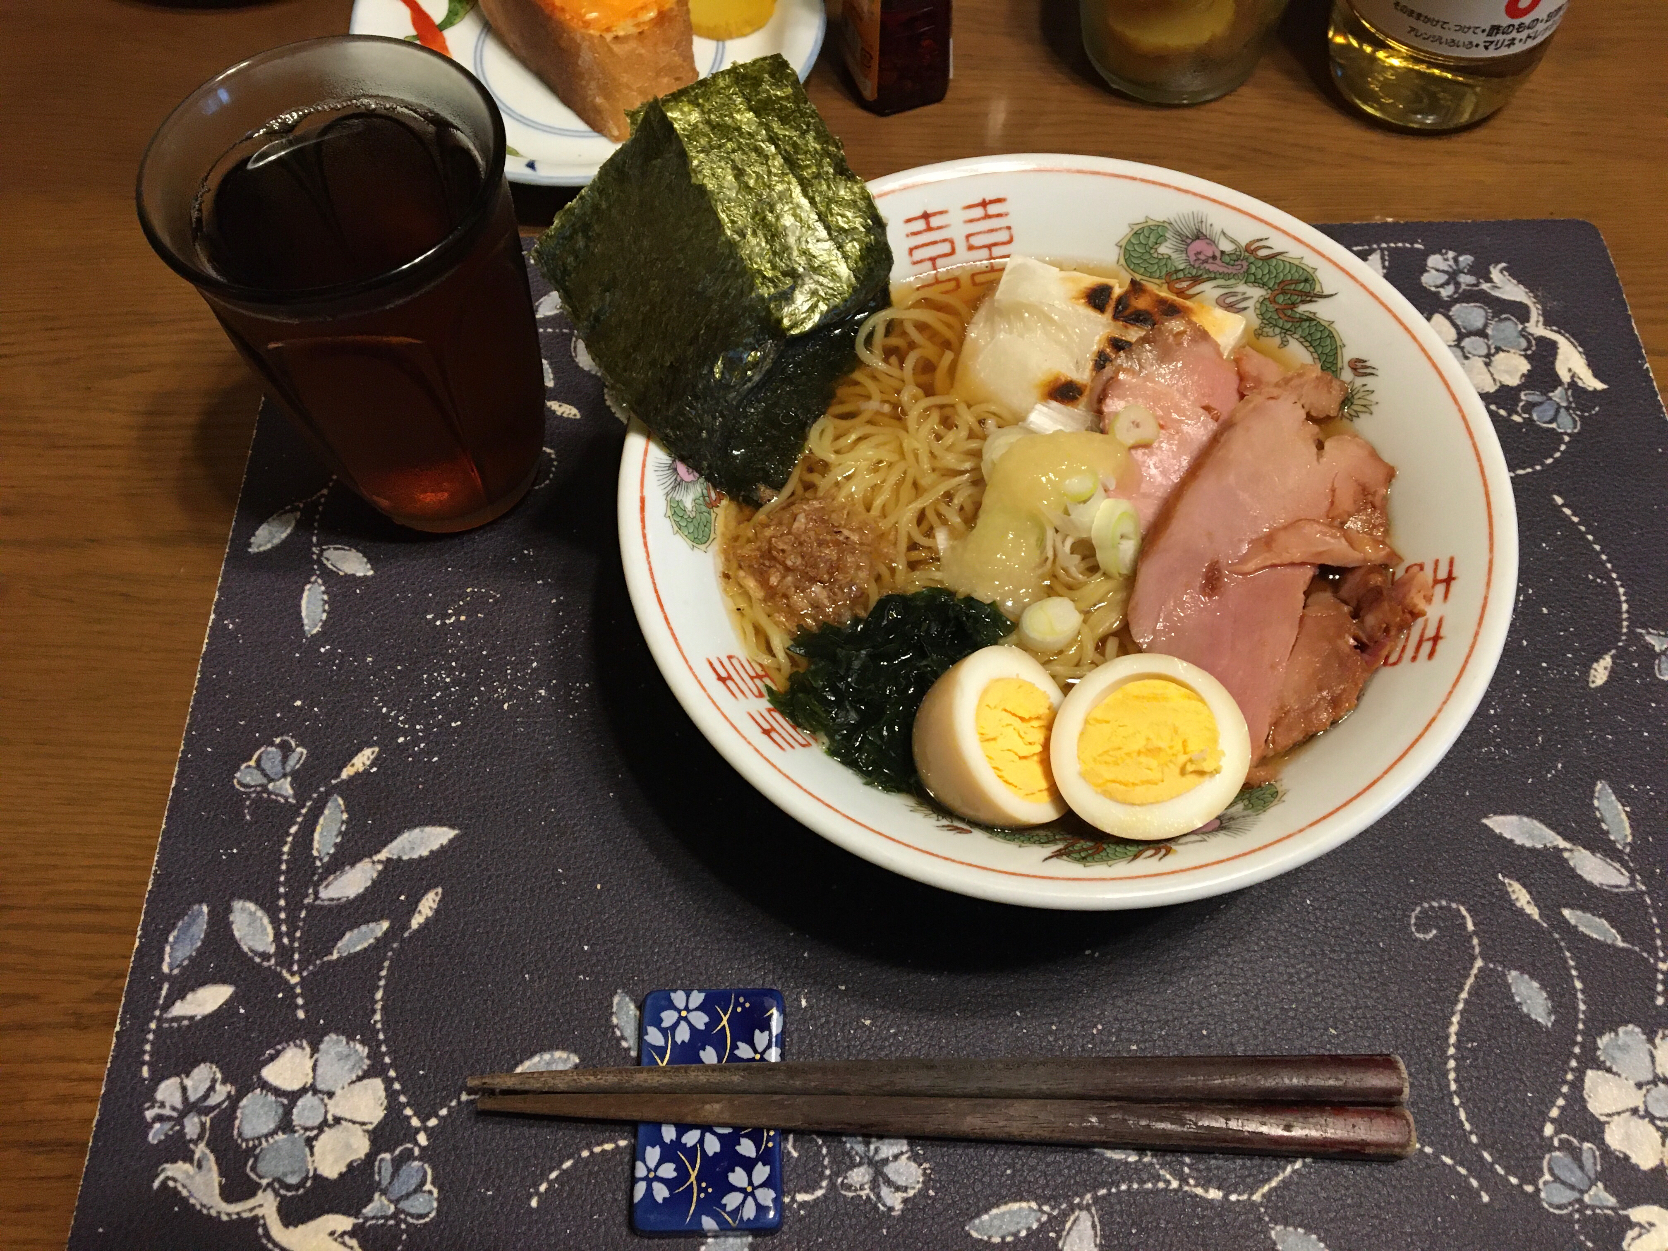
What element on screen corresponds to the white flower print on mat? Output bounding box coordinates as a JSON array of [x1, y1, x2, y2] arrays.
[[1432, 301, 1531, 394], [1404, 776, 1668, 1250], [960, 1152, 1328, 1249], [1520, 382, 1581, 433], [234, 738, 306, 802], [1420, 249, 1483, 300], [142, 738, 461, 1250], [1539, 1134, 1618, 1210], [840, 1137, 926, 1214], [145, 1064, 233, 1145], [1585, 1025, 1668, 1170], [234, 1035, 387, 1188], [1361, 242, 1609, 485], [1627, 1206, 1668, 1251], [1357, 238, 1666, 690], [361, 1145, 438, 1224]]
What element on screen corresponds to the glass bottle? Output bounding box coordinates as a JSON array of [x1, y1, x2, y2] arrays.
[[1081, 0, 1292, 106], [1328, 0, 1568, 130], [838, 0, 952, 115]]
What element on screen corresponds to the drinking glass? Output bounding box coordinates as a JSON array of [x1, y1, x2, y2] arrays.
[[137, 36, 545, 533], [1080, 0, 1292, 104]]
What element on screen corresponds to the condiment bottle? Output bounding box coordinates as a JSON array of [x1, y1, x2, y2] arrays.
[[1328, 0, 1569, 130], [838, 0, 952, 115], [1080, 0, 1292, 106]]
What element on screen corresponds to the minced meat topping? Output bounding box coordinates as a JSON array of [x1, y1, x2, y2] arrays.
[[729, 497, 881, 631]]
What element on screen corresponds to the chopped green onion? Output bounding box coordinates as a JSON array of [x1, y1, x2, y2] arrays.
[[982, 425, 1031, 481], [1019, 597, 1083, 653], [1062, 472, 1098, 503], [1091, 498, 1141, 576], [1112, 404, 1160, 447]]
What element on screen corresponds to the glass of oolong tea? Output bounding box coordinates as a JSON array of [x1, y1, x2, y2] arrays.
[[1080, 0, 1292, 104], [137, 36, 545, 532]]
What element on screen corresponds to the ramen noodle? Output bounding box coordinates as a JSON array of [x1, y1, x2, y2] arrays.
[[718, 272, 1130, 690]]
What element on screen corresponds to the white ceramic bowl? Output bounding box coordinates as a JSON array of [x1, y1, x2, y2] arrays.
[[616, 155, 1517, 910]]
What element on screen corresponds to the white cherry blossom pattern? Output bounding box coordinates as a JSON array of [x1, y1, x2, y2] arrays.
[[733, 1025, 781, 1062], [658, 990, 710, 1045], [636, 1143, 677, 1204], [723, 1137, 776, 1223], [1584, 1025, 1668, 1171]]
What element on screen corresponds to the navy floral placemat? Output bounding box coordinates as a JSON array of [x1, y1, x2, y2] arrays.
[[69, 221, 1667, 1251]]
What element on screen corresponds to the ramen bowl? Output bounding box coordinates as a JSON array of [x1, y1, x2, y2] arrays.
[[615, 154, 1516, 910]]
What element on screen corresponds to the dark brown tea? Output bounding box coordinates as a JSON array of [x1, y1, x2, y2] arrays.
[[192, 96, 543, 532]]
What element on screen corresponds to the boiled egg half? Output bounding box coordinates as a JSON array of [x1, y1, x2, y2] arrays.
[[914, 646, 1069, 827], [1050, 653, 1250, 840]]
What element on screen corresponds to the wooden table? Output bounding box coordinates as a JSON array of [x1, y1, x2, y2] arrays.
[[2, 1, 1660, 1245]]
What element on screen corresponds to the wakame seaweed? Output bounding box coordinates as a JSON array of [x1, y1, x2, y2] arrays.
[[770, 589, 1013, 792], [531, 55, 892, 503]]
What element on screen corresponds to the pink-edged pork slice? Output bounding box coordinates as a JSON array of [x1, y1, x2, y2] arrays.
[[1227, 518, 1399, 576], [1250, 565, 1435, 780], [1097, 318, 1242, 529], [1127, 366, 1398, 758], [1233, 345, 1285, 394]]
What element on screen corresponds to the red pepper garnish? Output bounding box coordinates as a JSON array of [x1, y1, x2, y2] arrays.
[[397, 0, 451, 55]]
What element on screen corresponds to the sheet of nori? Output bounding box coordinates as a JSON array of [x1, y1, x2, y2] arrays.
[[663, 71, 853, 338], [727, 58, 889, 290], [532, 55, 892, 503]]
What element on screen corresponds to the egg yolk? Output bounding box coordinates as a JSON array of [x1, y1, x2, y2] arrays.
[[976, 678, 1058, 803], [1077, 678, 1223, 805]]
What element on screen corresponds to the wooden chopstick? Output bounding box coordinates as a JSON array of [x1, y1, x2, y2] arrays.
[[472, 1092, 1416, 1160], [466, 1055, 1408, 1106]]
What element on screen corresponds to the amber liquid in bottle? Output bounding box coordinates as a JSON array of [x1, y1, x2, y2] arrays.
[[1328, 0, 1566, 131], [839, 0, 952, 115]]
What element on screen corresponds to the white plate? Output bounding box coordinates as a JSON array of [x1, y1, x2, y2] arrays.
[[617, 155, 1518, 910], [347, 0, 825, 185]]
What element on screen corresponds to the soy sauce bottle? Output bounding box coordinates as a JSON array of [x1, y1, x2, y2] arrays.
[[838, 0, 952, 115]]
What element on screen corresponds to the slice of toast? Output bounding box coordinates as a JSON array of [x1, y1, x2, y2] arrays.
[[479, 0, 698, 142]]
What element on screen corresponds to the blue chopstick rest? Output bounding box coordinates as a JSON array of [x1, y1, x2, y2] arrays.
[[632, 989, 785, 1235]]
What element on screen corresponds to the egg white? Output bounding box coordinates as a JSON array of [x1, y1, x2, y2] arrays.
[[913, 646, 1069, 827], [1049, 653, 1251, 840]]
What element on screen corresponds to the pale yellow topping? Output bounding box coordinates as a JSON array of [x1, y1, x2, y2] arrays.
[[940, 431, 1129, 616], [976, 678, 1058, 804], [1077, 678, 1222, 805]]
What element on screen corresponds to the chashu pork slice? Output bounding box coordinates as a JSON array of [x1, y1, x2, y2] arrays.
[[1127, 366, 1396, 757], [1098, 318, 1242, 529], [1251, 565, 1434, 779]]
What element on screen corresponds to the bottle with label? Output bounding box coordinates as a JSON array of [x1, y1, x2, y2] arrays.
[[839, 0, 952, 115], [1328, 0, 1567, 130]]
